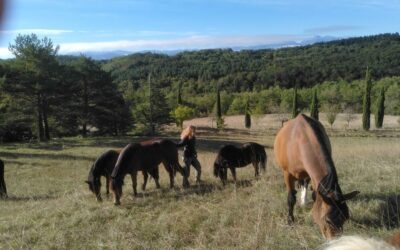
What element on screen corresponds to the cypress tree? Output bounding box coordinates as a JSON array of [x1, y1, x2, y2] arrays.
[[310, 88, 319, 120], [216, 86, 224, 129], [375, 87, 385, 128], [244, 98, 251, 128], [216, 86, 222, 119], [292, 87, 299, 118], [362, 67, 372, 131], [177, 81, 183, 105]]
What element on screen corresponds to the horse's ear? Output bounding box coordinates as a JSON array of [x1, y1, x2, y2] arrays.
[[342, 191, 360, 201]]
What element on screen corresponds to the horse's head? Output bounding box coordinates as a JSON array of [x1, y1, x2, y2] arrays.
[[313, 189, 359, 239], [85, 177, 102, 202]]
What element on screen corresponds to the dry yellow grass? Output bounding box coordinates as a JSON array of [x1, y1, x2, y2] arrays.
[[0, 115, 399, 249]]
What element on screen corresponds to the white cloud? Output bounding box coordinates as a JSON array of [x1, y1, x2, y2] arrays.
[[0, 34, 312, 58], [0, 47, 13, 58], [0, 29, 73, 35], [304, 25, 362, 34], [58, 34, 309, 54]]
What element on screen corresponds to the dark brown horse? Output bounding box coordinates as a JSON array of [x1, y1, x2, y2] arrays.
[[274, 114, 359, 239], [0, 159, 7, 198], [213, 142, 267, 185], [110, 139, 189, 205], [85, 149, 159, 202]]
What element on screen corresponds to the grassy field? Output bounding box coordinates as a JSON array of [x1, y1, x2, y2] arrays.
[[0, 115, 399, 249]]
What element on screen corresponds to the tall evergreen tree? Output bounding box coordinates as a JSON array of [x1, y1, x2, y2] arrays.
[[244, 98, 251, 128], [177, 81, 183, 105], [216, 86, 222, 119], [375, 87, 385, 128], [216, 85, 224, 129], [362, 67, 372, 130], [292, 87, 299, 118], [5, 34, 60, 141], [310, 88, 319, 120], [130, 73, 170, 134]]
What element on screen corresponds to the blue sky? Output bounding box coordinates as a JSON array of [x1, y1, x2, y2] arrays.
[[0, 0, 399, 58]]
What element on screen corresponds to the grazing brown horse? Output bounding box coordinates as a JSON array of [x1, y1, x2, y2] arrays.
[[110, 139, 189, 205], [85, 149, 159, 202], [0, 159, 7, 198], [274, 114, 359, 239], [213, 142, 267, 185]]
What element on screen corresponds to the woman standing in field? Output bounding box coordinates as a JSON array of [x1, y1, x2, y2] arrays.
[[177, 125, 202, 183]]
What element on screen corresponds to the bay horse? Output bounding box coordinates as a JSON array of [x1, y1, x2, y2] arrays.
[[0, 159, 7, 198], [110, 139, 189, 205], [213, 142, 267, 185], [274, 114, 359, 239], [85, 149, 159, 202]]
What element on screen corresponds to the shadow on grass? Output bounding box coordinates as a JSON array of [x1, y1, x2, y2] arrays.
[[0, 152, 95, 162], [3, 160, 52, 167], [4, 194, 56, 201], [121, 179, 255, 208], [352, 193, 400, 229]]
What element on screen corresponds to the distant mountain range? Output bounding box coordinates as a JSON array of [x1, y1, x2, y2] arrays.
[[66, 35, 338, 60]]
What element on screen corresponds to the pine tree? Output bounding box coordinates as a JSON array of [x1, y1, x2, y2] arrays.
[[375, 87, 385, 128], [244, 98, 251, 129], [6, 34, 60, 141], [362, 67, 372, 130], [216, 86, 222, 119], [292, 87, 299, 118], [310, 88, 319, 120], [177, 81, 183, 105]]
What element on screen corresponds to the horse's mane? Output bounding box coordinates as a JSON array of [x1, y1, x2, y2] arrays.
[[301, 114, 340, 198], [111, 143, 141, 179]]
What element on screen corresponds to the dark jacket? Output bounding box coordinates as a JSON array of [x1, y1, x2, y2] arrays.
[[177, 136, 197, 158]]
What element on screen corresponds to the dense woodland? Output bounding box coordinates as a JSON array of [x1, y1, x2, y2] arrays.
[[1, 33, 400, 141]]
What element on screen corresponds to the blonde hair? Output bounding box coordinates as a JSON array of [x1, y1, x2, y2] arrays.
[[181, 125, 196, 140], [324, 236, 397, 250]]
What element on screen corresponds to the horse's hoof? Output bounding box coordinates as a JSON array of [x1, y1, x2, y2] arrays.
[[287, 216, 295, 225]]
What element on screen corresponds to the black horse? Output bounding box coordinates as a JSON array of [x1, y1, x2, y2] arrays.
[[0, 159, 7, 198], [213, 142, 267, 185], [110, 139, 189, 205], [86, 149, 159, 202]]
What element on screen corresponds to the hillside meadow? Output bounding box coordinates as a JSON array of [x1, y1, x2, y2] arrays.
[[0, 114, 399, 249]]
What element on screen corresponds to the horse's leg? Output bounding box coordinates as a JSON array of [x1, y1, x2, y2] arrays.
[[229, 166, 237, 183], [142, 171, 148, 191], [299, 179, 309, 206], [131, 171, 138, 196], [252, 161, 259, 177], [0, 162, 7, 198], [160, 162, 173, 189], [168, 164, 175, 189], [106, 176, 110, 195], [284, 171, 297, 225]]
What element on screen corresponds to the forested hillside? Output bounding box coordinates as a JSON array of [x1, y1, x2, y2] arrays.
[[103, 33, 400, 91], [0, 33, 399, 141]]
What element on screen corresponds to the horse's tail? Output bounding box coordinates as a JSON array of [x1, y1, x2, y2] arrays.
[[213, 161, 220, 177], [259, 148, 267, 171]]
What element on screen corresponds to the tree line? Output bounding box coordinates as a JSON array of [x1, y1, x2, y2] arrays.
[[0, 34, 130, 142], [1, 33, 400, 142]]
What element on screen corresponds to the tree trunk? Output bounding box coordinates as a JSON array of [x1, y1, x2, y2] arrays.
[[37, 94, 45, 141], [42, 97, 50, 140], [82, 80, 88, 137]]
